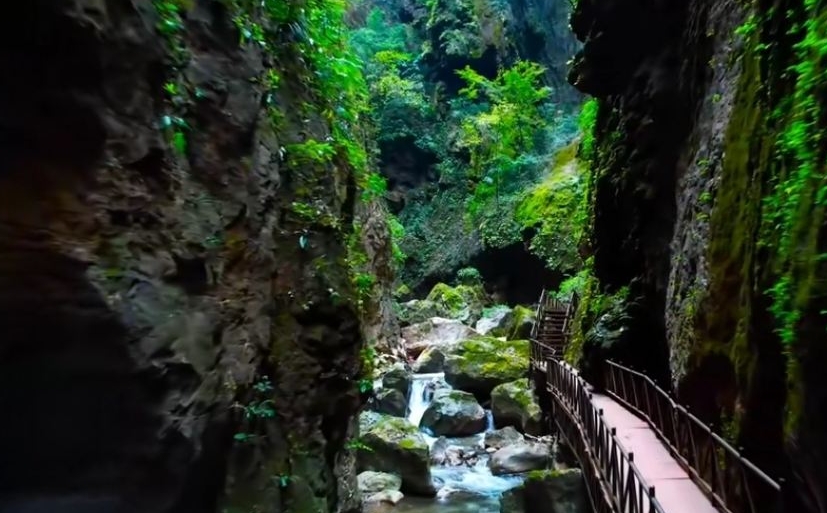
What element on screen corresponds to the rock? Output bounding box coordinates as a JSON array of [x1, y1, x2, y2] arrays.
[[484, 426, 525, 450], [499, 485, 526, 513], [522, 469, 587, 513], [358, 471, 402, 495], [425, 283, 488, 324], [397, 299, 441, 327], [420, 390, 486, 437], [382, 364, 412, 396], [370, 388, 408, 417], [363, 490, 405, 505], [358, 413, 435, 496], [475, 305, 514, 335], [489, 441, 550, 475], [444, 336, 530, 400], [412, 346, 447, 373], [402, 317, 480, 360], [491, 379, 543, 435], [506, 305, 536, 340]]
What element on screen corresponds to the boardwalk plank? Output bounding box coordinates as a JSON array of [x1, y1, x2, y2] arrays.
[[592, 393, 719, 513]]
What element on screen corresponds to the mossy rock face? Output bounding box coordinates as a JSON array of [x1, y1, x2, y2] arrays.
[[444, 336, 530, 400], [523, 468, 587, 513], [491, 378, 542, 435], [419, 390, 486, 437], [397, 299, 441, 327], [425, 282, 488, 324], [357, 413, 435, 496]]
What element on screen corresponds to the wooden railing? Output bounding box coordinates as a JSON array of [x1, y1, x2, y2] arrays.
[[604, 360, 783, 513], [543, 351, 665, 513]]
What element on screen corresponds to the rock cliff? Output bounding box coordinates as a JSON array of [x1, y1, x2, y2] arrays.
[[0, 1, 380, 512], [569, 0, 827, 510]]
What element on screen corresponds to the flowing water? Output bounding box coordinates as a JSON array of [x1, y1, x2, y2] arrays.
[[395, 373, 525, 512]]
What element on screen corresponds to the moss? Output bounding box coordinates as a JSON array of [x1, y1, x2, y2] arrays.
[[451, 336, 529, 379], [526, 468, 563, 481], [398, 439, 419, 450], [514, 142, 585, 272], [425, 282, 488, 321]]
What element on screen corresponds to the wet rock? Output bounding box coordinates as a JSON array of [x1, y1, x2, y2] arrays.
[[358, 413, 435, 496], [382, 364, 412, 396], [484, 426, 525, 450], [370, 388, 408, 417], [420, 390, 487, 437], [403, 317, 480, 359], [358, 471, 402, 495], [499, 468, 586, 513], [476, 305, 514, 335], [491, 379, 543, 435], [363, 489, 405, 506], [489, 441, 550, 475], [412, 346, 447, 373], [444, 336, 530, 400]]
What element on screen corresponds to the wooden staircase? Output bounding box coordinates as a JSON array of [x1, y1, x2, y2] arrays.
[[530, 289, 577, 366]]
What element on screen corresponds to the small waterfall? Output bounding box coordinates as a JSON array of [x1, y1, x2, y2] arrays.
[[407, 372, 444, 427], [484, 410, 495, 432]]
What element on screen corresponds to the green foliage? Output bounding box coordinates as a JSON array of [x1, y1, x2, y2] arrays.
[[457, 61, 551, 193], [514, 143, 585, 271], [760, 1, 827, 348], [361, 172, 388, 201], [388, 215, 408, 265], [455, 266, 483, 285], [232, 377, 276, 444], [285, 140, 337, 165], [578, 98, 598, 160]]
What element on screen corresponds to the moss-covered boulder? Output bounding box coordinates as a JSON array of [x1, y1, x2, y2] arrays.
[[397, 299, 441, 327], [425, 282, 488, 324], [381, 364, 412, 396], [412, 346, 447, 373], [506, 305, 536, 340], [476, 304, 536, 340], [491, 379, 543, 435], [444, 336, 529, 400], [358, 413, 435, 496], [475, 305, 513, 335], [499, 469, 586, 513], [488, 441, 550, 475], [402, 317, 480, 359], [370, 388, 408, 418], [419, 390, 486, 436]]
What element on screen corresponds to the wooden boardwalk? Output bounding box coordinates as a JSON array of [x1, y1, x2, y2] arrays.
[[529, 290, 782, 513], [591, 392, 718, 513]]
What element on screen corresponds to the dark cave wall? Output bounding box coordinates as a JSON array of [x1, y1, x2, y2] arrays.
[[570, 0, 827, 510], [0, 1, 365, 512]]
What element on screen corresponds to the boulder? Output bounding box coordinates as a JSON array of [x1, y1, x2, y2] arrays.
[[412, 346, 447, 373], [483, 426, 525, 450], [425, 282, 488, 324], [507, 305, 536, 340], [363, 490, 404, 506], [358, 471, 401, 495], [491, 379, 543, 435], [499, 485, 525, 513], [397, 299, 441, 327], [381, 364, 412, 396], [402, 317, 479, 359], [420, 390, 486, 437], [358, 413, 435, 496], [444, 336, 529, 400], [430, 436, 482, 466], [522, 469, 588, 513], [370, 388, 408, 418], [475, 305, 513, 335], [488, 441, 550, 475]]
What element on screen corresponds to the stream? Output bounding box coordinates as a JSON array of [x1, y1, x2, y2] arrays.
[[394, 373, 525, 512]]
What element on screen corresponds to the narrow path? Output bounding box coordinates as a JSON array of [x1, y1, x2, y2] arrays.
[[591, 393, 719, 513]]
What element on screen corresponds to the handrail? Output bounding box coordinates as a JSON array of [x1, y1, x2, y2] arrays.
[[545, 356, 665, 513], [604, 360, 783, 513], [530, 288, 547, 341]]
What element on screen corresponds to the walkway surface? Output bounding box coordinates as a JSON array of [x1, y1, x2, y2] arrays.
[[591, 392, 719, 513]]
